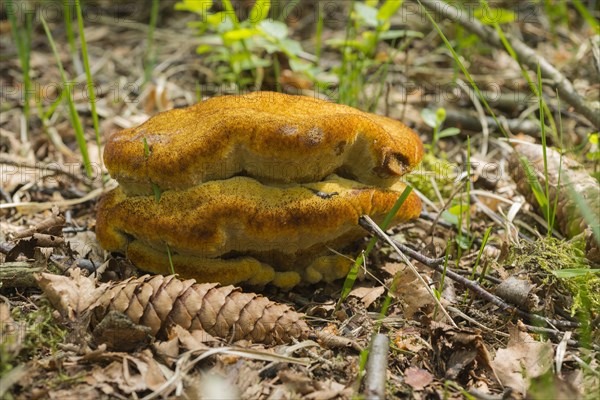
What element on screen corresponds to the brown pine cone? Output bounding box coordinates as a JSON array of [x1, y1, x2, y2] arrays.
[[91, 275, 309, 345]]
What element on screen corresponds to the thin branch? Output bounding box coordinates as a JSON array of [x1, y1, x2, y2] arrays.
[[360, 216, 457, 327], [358, 216, 579, 329], [443, 108, 542, 137], [418, 0, 600, 129]]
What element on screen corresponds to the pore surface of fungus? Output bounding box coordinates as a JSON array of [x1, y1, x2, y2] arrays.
[[96, 92, 424, 288]]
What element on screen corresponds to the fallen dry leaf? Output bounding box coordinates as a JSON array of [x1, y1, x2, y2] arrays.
[[430, 322, 497, 384], [404, 366, 434, 390], [36, 269, 108, 321], [393, 265, 434, 319], [167, 324, 216, 352], [491, 324, 553, 394], [85, 349, 172, 394], [349, 285, 385, 308], [394, 327, 430, 353]]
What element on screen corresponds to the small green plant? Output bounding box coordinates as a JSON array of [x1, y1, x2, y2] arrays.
[[418, 0, 509, 140], [420, 107, 460, 151], [175, 0, 316, 90], [451, 2, 515, 67], [328, 0, 422, 109], [586, 133, 600, 181]]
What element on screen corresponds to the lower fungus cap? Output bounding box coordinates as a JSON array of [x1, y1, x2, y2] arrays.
[[96, 175, 422, 287]]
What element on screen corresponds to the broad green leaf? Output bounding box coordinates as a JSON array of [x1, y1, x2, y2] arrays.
[[587, 152, 600, 161], [187, 20, 210, 34], [441, 210, 459, 225], [175, 0, 213, 15], [448, 203, 469, 216], [421, 108, 438, 128], [223, 28, 258, 43], [354, 2, 378, 28], [196, 44, 213, 54], [377, 0, 403, 21], [254, 37, 279, 53], [552, 269, 600, 278], [249, 0, 270, 26], [206, 12, 231, 28], [289, 58, 312, 72], [379, 30, 423, 40], [279, 38, 303, 56], [456, 235, 470, 250], [474, 6, 515, 25], [438, 127, 460, 139], [258, 19, 288, 40], [361, 30, 375, 44]]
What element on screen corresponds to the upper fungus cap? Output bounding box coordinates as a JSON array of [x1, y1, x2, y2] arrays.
[[103, 91, 424, 195]]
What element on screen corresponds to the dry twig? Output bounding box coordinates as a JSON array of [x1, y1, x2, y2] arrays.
[[358, 216, 580, 329], [363, 333, 389, 400]]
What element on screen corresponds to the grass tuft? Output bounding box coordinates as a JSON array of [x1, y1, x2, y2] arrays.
[[41, 15, 93, 178], [6, 0, 33, 139]]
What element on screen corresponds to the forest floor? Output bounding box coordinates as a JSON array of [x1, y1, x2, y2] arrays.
[[1, 1, 599, 399]]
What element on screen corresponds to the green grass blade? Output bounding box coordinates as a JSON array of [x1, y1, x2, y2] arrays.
[[519, 155, 549, 214], [166, 244, 176, 275], [315, 2, 324, 61], [572, 0, 600, 34], [63, 0, 78, 59], [7, 0, 32, 136], [466, 135, 472, 234], [144, 0, 160, 84], [416, 0, 508, 139], [474, 227, 492, 284], [493, 22, 558, 141], [564, 175, 600, 245], [537, 62, 552, 234], [337, 185, 414, 308], [41, 15, 92, 177], [75, 0, 102, 167]]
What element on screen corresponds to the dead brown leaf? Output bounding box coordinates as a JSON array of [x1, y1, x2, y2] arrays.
[[491, 324, 553, 394], [393, 265, 434, 319], [349, 285, 385, 309], [167, 324, 215, 352], [394, 327, 430, 353], [404, 366, 434, 391], [36, 269, 108, 321], [430, 322, 497, 384]]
